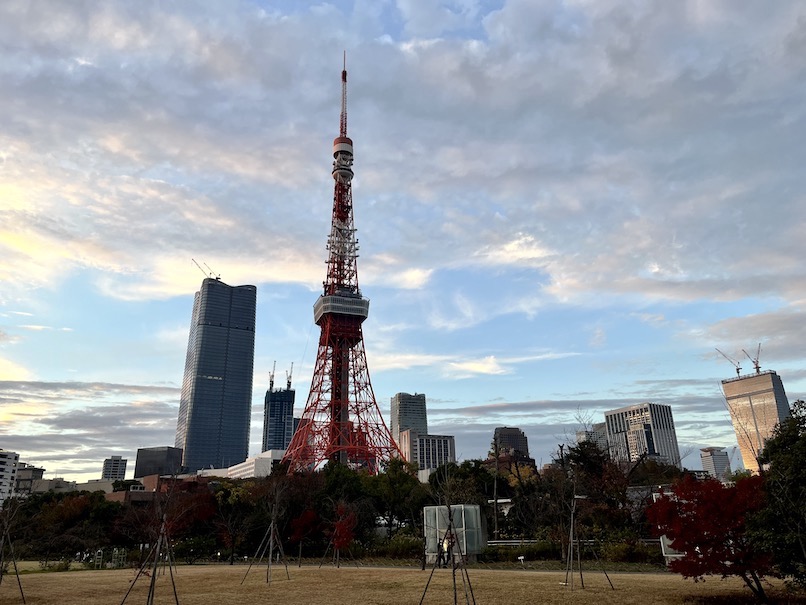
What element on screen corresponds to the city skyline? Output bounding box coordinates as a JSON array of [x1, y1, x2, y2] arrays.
[[2, 3, 806, 481]]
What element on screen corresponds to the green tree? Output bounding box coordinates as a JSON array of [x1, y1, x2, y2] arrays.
[[213, 479, 259, 564], [364, 458, 429, 539], [754, 399, 806, 587]]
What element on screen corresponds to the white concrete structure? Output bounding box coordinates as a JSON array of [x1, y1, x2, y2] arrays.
[[227, 450, 285, 479], [31, 477, 77, 494], [0, 449, 20, 505]]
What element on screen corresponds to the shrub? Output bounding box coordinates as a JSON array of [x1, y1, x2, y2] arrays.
[[40, 559, 71, 572], [599, 539, 663, 564]]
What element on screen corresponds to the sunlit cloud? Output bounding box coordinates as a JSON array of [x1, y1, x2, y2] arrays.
[[0, 358, 33, 381]]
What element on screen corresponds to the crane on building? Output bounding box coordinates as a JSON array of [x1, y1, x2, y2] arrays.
[[286, 362, 293, 390], [269, 361, 276, 392], [742, 343, 762, 374], [191, 258, 221, 280], [716, 348, 742, 377]]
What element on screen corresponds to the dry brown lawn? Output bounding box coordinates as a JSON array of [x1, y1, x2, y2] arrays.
[[1, 563, 801, 605]]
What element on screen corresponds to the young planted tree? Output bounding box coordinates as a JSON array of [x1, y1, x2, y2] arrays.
[[647, 475, 773, 603]]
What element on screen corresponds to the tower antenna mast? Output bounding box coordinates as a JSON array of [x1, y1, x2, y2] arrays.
[[282, 56, 401, 474]]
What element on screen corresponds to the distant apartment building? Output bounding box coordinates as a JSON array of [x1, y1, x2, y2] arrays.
[[14, 462, 45, 498], [134, 446, 184, 479], [399, 430, 456, 470], [102, 455, 128, 481], [721, 370, 790, 473], [604, 403, 682, 469], [0, 449, 19, 505], [390, 393, 428, 445], [700, 447, 732, 481]]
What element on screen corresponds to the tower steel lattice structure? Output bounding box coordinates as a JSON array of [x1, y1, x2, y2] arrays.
[[282, 59, 401, 474]]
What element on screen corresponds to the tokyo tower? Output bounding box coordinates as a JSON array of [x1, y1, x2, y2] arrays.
[[282, 59, 401, 474]]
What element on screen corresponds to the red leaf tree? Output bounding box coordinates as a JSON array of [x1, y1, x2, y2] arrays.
[[647, 475, 773, 602]]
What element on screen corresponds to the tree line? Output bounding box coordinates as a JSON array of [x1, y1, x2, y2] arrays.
[[1, 403, 803, 603]]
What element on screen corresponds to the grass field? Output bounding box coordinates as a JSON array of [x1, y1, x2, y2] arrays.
[[1, 562, 802, 604]]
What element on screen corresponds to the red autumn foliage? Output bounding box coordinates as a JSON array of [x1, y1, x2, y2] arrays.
[[289, 509, 320, 544], [647, 475, 773, 602], [331, 504, 357, 551]]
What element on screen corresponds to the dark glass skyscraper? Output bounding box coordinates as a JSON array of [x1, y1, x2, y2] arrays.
[[175, 278, 256, 473], [262, 378, 296, 452], [134, 446, 184, 479]]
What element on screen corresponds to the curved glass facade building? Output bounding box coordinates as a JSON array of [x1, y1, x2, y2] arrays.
[[175, 278, 256, 473]]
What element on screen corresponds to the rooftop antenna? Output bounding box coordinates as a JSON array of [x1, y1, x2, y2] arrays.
[[286, 362, 293, 390], [742, 343, 762, 374], [716, 348, 742, 377], [269, 361, 276, 392]]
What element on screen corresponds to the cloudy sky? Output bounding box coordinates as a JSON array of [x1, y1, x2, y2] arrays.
[[2, 1, 805, 481]]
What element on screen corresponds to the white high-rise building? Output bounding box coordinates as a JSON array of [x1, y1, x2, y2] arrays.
[[604, 403, 682, 469], [0, 449, 20, 505], [700, 447, 732, 480], [102, 455, 128, 481], [399, 430, 455, 471]]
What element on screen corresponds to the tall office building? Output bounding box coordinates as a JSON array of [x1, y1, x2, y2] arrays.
[[390, 392, 428, 444], [262, 371, 296, 452], [604, 403, 681, 468], [134, 446, 184, 479], [700, 447, 732, 481], [721, 370, 790, 473], [175, 278, 257, 473], [493, 427, 530, 459], [0, 449, 19, 506], [101, 455, 127, 481]]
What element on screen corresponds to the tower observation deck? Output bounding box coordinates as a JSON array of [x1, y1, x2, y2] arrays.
[[282, 59, 401, 474]]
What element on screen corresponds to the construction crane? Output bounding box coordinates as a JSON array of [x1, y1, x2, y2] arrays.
[[716, 348, 742, 377], [191, 258, 221, 280], [742, 343, 762, 374], [269, 361, 276, 392], [286, 362, 293, 390]]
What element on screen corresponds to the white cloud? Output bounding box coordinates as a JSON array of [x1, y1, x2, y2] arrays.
[[0, 358, 32, 381], [447, 355, 509, 377]]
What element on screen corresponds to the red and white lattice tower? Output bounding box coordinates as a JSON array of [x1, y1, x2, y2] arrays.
[[282, 59, 402, 474]]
